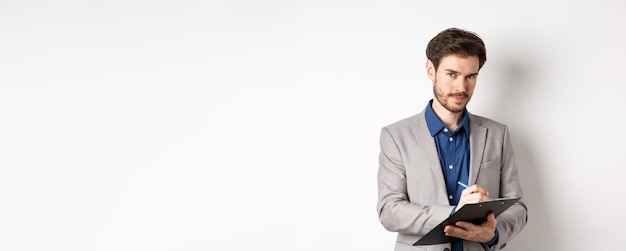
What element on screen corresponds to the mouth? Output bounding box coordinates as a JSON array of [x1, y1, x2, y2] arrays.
[[450, 94, 468, 102]]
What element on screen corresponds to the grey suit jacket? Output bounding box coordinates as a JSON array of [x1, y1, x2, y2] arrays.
[[377, 110, 528, 251]]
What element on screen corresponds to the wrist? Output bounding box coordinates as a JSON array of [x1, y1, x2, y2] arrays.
[[483, 228, 499, 246]]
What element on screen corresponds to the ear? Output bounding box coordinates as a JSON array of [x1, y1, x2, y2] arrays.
[[426, 60, 436, 82]]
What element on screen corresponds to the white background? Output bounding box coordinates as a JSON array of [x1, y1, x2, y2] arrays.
[[1, 1, 625, 250]]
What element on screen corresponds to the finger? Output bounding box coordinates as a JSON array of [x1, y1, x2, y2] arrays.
[[444, 225, 467, 237], [461, 192, 484, 204], [487, 212, 497, 226], [472, 185, 489, 197], [482, 212, 497, 226], [480, 193, 490, 202], [454, 220, 474, 230], [460, 187, 471, 196], [462, 185, 489, 198], [468, 189, 490, 202]]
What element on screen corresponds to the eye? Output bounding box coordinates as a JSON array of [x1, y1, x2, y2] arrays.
[[447, 72, 456, 77], [467, 74, 477, 79]]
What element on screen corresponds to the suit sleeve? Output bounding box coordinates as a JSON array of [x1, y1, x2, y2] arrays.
[[376, 127, 452, 235], [492, 125, 528, 250]]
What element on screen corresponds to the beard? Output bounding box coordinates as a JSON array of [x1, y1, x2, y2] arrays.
[[433, 80, 471, 113]]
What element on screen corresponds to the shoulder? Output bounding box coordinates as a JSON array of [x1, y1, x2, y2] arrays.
[[382, 112, 425, 133], [469, 113, 509, 132]]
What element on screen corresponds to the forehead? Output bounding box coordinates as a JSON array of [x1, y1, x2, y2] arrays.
[[438, 54, 480, 73]]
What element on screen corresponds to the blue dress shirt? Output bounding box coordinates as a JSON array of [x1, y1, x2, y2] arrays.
[[424, 100, 470, 206], [424, 100, 499, 250], [424, 100, 470, 251]]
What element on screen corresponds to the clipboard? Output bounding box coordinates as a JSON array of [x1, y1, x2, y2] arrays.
[[415, 197, 521, 246]]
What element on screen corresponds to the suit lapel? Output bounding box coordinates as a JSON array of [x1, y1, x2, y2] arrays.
[[469, 114, 487, 185], [413, 114, 448, 197]]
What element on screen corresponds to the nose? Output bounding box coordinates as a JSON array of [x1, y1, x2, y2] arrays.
[[453, 77, 467, 92]]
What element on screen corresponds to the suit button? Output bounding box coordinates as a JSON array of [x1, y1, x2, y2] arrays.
[[500, 243, 507, 249], [443, 248, 450, 251]]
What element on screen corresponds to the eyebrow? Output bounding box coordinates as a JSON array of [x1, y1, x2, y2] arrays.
[[444, 69, 479, 77]]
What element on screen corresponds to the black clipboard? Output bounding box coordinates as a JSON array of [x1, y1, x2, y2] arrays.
[[415, 197, 521, 246]]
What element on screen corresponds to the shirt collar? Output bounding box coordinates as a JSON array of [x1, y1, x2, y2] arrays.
[[424, 99, 470, 136]]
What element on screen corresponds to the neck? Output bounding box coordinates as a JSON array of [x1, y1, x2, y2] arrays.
[[431, 100, 464, 131]]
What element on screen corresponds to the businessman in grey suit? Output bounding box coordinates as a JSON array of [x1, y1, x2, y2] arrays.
[[377, 28, 528, 251]]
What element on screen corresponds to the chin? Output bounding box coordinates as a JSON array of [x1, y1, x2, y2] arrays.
[[445, 104, 466, 113]]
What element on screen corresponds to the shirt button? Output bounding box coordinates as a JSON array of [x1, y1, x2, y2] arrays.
[[443, 128, 449, 132], [449, 137, 453, 142], [448, 165, 453, 169], [448, 195, 453, 200]]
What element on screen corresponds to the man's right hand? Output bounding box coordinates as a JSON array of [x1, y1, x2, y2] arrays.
[[455, 184, 490, 212]]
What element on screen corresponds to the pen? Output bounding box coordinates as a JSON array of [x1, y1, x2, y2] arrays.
[[457, 181, 492, 200], [457, 181, 469, 189]]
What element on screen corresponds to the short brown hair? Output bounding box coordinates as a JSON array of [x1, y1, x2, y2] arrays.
[[426, 28, 487, 70]]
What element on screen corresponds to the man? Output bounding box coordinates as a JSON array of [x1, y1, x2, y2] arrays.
[[376, 28, 528, 251]]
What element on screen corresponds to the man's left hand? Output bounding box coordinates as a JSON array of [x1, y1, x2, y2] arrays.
[[443, 212, 497, 243]]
